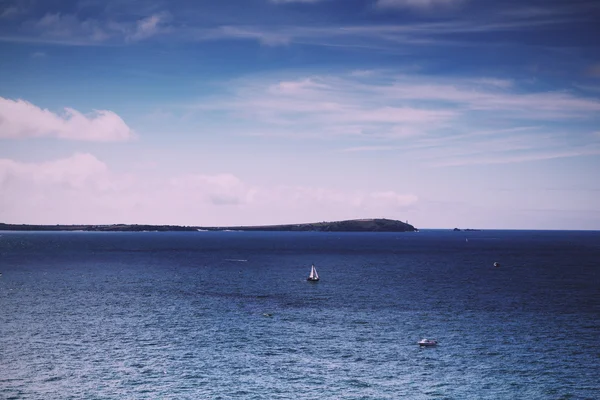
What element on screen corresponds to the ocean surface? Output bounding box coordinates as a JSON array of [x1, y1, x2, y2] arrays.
[[0, 230, 598, 399]]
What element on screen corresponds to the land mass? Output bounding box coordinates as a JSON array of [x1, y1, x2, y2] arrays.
[[0, 218, 416, 232]]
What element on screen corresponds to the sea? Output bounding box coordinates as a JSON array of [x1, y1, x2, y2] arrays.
[[0, 230, 598, 399]]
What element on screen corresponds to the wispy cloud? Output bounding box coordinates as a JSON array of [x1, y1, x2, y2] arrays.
[[270, 0, 326, 3], [188, 70, 600, 166], [196, 25, 290, 46], [1, 5, 20, 18], [376, 0, 466, 10], [0, 0, 31, 19], [0, 97, 135, 141], [30, 12, 111, 43], [587, 63, 600, 78], [500, 2, 600, 19], [338, 145, 400, 153], [195, 74, 459, 141], [431, 144, 600, 167], [10, 11, 171, 45], [204, 71, 600, 126], [185, 16, 578, 48], [1, 1, 588, 48], [127, 12, 170, 42], [379, 79, 600, 116]]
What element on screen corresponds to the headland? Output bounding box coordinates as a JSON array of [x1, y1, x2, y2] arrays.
[[0, 218, 416, 232]]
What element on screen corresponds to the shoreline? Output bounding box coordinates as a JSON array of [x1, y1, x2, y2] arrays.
[[0, 218, 417, 233]]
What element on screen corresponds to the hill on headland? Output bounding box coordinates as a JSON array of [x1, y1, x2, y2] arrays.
[[0, 219, 416, 232], [204, 218, 416, 232]]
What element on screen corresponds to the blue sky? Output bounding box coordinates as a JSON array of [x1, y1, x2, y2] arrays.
[[1, 0, 599, 229]]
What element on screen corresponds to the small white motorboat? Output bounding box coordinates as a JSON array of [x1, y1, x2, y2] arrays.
[[418, 338, 438, 347]]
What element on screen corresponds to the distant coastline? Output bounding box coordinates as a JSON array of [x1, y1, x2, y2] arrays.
[[0, 218, 417, 233]]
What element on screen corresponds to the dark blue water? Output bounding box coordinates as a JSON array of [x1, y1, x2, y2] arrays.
[[1, 230, 599, 399]]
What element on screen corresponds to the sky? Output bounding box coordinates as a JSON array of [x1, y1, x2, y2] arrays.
[[0, 0, 599, 229]]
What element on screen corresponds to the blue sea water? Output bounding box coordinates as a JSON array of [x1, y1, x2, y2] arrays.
[[0, 230, 599, 399]]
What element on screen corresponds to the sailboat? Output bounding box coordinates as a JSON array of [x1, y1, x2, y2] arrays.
[[307, 264, 319, 282]]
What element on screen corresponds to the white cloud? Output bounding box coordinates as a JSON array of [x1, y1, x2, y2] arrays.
[[0, 97, 135, 141], [200, 26, 290, 46], [269, 78, 330, 94], [0, 154, 418, 225], [127, 13, 168, 42]]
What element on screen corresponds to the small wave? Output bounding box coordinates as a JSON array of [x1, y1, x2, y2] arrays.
[[225, 259, 248, 262], [345, 379, 371, 388], [43, 376, 63, 383]]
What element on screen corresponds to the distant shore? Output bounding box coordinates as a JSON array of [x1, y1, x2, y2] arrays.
[[0, 218, 416, 233]]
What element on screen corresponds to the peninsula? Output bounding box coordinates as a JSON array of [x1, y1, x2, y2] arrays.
[[0, 218, 416, 232]]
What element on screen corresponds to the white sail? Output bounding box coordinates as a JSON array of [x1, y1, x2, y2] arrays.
[[308, 264, 319, 280]]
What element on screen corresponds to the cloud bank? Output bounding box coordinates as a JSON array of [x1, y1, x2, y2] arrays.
[[0, 153, 418, 225], [0, 97, 135, 141]]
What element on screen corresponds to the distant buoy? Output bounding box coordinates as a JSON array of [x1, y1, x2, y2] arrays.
[[493, 262, 500, 267]]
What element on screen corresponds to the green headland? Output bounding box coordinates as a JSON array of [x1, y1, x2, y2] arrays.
[[0, 218, 416, 232]]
